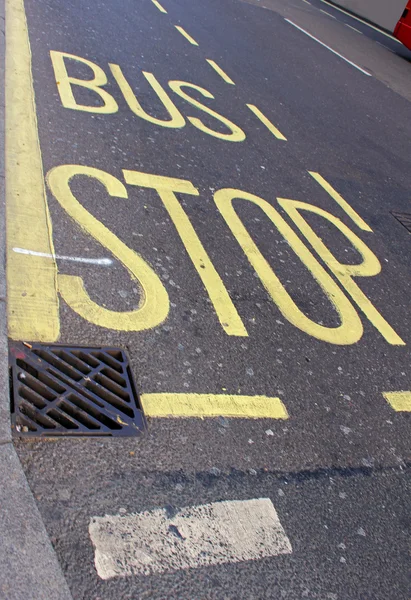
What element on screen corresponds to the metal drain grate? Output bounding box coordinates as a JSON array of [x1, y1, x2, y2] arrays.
[[9, 343, 147, 438], [391, 211, 411, 234]]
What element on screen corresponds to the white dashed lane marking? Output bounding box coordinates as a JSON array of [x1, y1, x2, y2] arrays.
[[89, 498, 292, 579], [285, 19, 372, 76]]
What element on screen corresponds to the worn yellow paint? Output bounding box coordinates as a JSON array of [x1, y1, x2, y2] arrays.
[[215, 189, 363, 345], [168, 81, 245, 142], [206, 60, 235, 85], [175, 25, 199, 46], [6, 0, 60, 341], [50, 51, 119, 114], [142, 393, 288, 418], [309, 172, 372, 232], [123, 170, 248, 336], [110, 66, 185, 128], [383, 391, 411, 412], [279, 199, 405, 345], [246, 104, 287, 141], [151, 0, 167, 13], [47, 165, 170, 331]]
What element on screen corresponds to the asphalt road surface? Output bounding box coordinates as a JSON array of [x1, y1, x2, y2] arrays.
[[7, 0, 411, 597]]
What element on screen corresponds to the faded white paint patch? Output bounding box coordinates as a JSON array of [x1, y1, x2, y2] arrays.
[[89, 498, 292, 579], [13, 247, 113, 265]]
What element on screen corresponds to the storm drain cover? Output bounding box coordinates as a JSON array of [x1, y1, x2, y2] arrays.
[[391, 211, 411, 234], [9, 343, 147, 438]]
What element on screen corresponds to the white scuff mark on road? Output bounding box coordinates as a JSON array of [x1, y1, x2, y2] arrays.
[[13, 247, 113, 265], [89, 498, 292, 579]]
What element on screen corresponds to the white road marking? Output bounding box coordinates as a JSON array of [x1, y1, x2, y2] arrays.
[[89, 498, 292, 579], [319, 9, 336, 19], [284, 19, 372, 76], [376, 41, 395, 54], [13, 247, 113, 266], [345, 24, 362, 34], [319, 0, 401, 43]]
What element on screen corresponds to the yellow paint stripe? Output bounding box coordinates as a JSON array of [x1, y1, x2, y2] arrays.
[[246, 104, 287, 141], [151, 0, 167, 13], [141, 393, 289, 419], [383, 391, 411, 412], [308, 172, 372, 232], [123, 170, 248, 337], [175, 25, 199, 46], [206, 59, 235, 85], [6, 0, 59, 341]]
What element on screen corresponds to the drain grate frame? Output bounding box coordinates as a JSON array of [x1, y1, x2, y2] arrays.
[[391, 211, 411, 234], [9, 343, 147, 438]]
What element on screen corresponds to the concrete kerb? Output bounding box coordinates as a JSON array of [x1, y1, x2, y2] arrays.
[[0, 0, 73, 597], [0, 444, 74, 600], [0, 0, 10, 447]]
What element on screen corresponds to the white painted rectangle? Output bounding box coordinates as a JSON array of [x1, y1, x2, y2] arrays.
[[89, 498, 292, 579]]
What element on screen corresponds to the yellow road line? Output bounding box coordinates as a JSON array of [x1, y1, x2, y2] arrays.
[[206, 59, 235, 85], [246, 104, 287, 141], [123, 169, 248, 336], [151, 0, 167, 13], [6, 0, 60, 342], [141, 393, 289, 418], [308, 172, 372, 232], [175, 25, 199, 46], [383, 391, 411, 412]]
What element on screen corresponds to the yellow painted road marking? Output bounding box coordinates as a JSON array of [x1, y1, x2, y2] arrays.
[[6, 0, 60, 342], [151, 0, 167, 13], [169, 80, 245, 142], [175, 25, 199, 46], [279, 199, 404, 345], [110, 66, 185, 128], [123, 170, 248, 336], [246, 104, 287, 141], [309, 171, 372, 232], [206, 59, 235, 85], [383, 391, 411, 412], [216, 189, 363, 345], [51, 51, 119, 114], [47, 165, 170, 332], [142, 393, 289, 418]]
